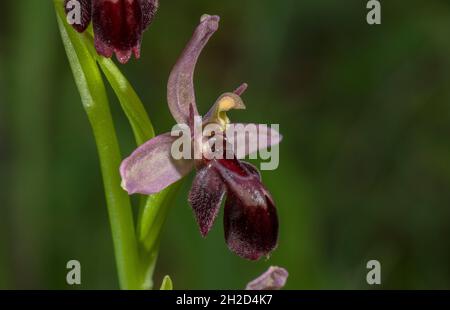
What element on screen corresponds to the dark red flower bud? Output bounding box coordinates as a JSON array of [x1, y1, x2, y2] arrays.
[[92, 0, 144, 63], [140, 0, 159, 30], [64, 0, 92, 33], [64, 0, 159, 64]]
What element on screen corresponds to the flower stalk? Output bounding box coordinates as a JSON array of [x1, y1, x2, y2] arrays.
[[54, 0, 175, 289], [55, 1, 140, 288]]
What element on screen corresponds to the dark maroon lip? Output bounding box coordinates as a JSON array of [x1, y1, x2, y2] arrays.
[[190, 153, 279, 261]]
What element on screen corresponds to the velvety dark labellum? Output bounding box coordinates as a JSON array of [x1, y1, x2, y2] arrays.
[[224, 186, 278, 260], [214, 159, 279, 260], [187, 135, 278, 260], [64, 0, 92, 33], [188, 155, 278, 260]]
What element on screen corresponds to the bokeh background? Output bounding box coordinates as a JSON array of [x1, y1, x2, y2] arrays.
[[1, 0, 450, 289]]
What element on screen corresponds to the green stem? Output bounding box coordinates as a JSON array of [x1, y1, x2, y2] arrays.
[[80, 29, 183, 289], [55, 0, 183, 289], [54, 1, 140, 289]]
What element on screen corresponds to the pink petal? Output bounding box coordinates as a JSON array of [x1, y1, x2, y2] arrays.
[[233, 83, 248, 96], [167, 14, 220, 124], [226, 124, 282, 159], [246, 266, 289, 290], [120, 133, 193, 195]]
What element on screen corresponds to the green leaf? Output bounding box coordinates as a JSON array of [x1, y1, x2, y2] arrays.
[[81, 27, 154, 145], [137, 180, 182, 290], [160, 275, 174, 290], [138, 181, 182, 251], [97, 55, 155, 145]]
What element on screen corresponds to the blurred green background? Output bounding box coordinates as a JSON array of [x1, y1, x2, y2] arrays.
[[1, 0, 450, 289]]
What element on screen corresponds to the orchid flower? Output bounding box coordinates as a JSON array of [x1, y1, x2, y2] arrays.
[[246, 266, 289, 290], [120, 15, 282, 260], [64, 0, 159, 63]]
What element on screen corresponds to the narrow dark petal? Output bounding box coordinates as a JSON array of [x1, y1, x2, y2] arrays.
[[92, 0, 143, 63], [140, 0, 159, 30], [64, 0, 92, 33], [167, 14, 220, 124], [188, 164, 226, 237], [213, 159, 278, 260]]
